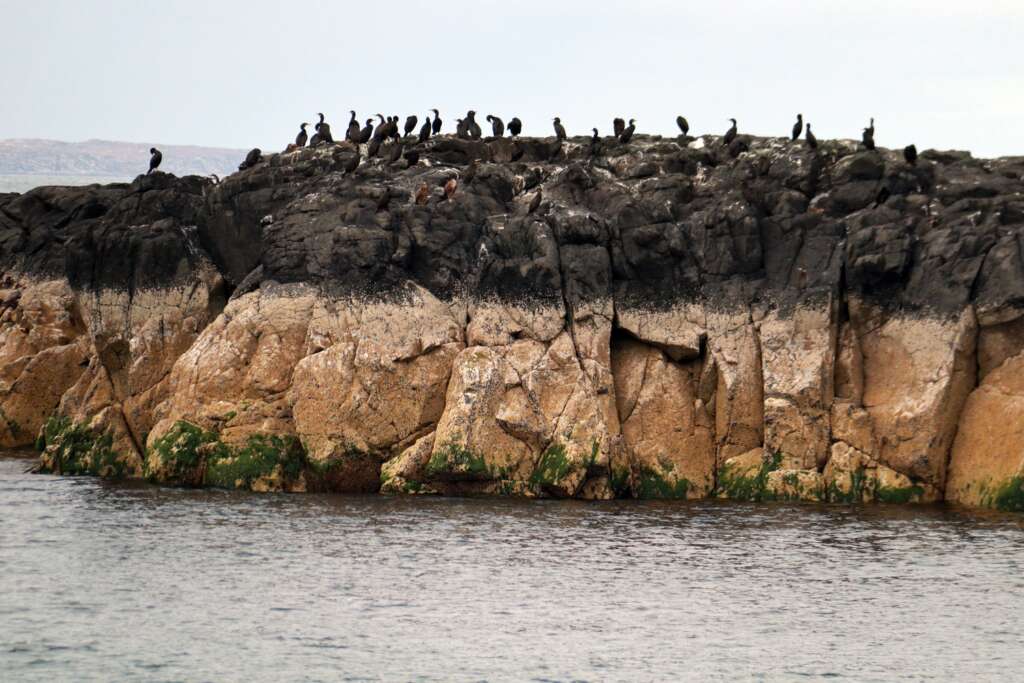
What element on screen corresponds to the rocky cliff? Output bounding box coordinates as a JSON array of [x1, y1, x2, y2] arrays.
[[2, 132, 1023, 509]]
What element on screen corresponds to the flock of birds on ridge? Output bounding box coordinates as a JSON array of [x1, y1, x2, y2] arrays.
[[146, 111, 921, 183]]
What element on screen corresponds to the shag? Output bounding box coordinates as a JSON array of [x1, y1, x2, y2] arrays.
[[390, 116, 401, 141], [372, 114, 386, 142], [317, 113, 334, 144], [404, 115, 418, 137], [867, 117, 875, 137], [456, 118, 468, 139], [368, 135, 382, 159], [862, 128, 876, 151], [508, 117, 522, 137], [553, 117, 567, 141], [359, 119, 374, 144], [592, 128, 599, 143], [724, 119, 738, 145], [295, 123, 309, 148], [466, 111, 482, 139], [419, 117, 432, 143], [431, 109, 442, 135], [613, 118, 625, 137], [676, 116, 689, 136], [874, 186, 890, 207], [487, 115, 505, 137], [148, 147, 162, 174], [619, 118, 636, 144], [805, 124, 817, 149], [239, 148, 262, 171], [904, 144, 918, 165], [343, 149, 360, 174], [403, 149, 420, 167], [792, 114, 803, 141], [386, 140, 403, 165], [346, 111, 360, 142]]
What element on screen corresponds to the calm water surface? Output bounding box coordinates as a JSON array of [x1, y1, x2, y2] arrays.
[[2, 452, 1023, 682]]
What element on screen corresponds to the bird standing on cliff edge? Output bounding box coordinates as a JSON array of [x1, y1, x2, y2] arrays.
[[508, 117, 522, 137], [553, 117, 567, 141], [619, 119, 636, 144], [431, 109, 442, 135], [487, 115, 505, 137], [148, 148, 162, 174], [805, 124, 818, 149], [676, 116, 690, 136], [419, 116, 432, 143], [904, 144, 918, 165], [724, 119, 738, 145], [791, 114, 803, 141], [404, 115, 418, 138], [295, 123, 309, 148], [613, 118, 625, 137], [862, 127, 876, 150], [346, 111, 360, 142]]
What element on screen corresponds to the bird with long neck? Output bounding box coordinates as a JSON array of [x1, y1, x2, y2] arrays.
[[805, 123, 817, 149], [431, 109, 442, 135], [724, 118, 738, 145], [619, 118, 636, 144], [791, 114, 803, 141], [553, 117, 567, 140], [295, 122, 310, 148]]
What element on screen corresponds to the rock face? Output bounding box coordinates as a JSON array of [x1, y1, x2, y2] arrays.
[[3, 132, 1024, 509]]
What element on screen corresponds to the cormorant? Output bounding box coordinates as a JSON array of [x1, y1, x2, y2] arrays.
[[295, 123, 310, 148], [792, 114, 803, 141], [592, 128, 599, 143], [346, 111, 360, 142], [310, 113, 324, 145], [456, 118, 468, 139], [867, 117, 875, 137], [431, 109, 442, 135], [386, 140, 403, 165], [619, 118, 636, 144], [508, 117, 522, 137], [371, 114, 386, 142], [874, 185, 890, 207], [486, 115, 505, 137], [862, 128, 876, 150], [724, 119, 738, 145], [403, 149, 420, 167], [806, 124, 818, 149], [368, 135, 382, 158], [613, 118, 625, 137], [553, 117, 567, 141], [239, 148, 262, 171], [466, 111, 482, 139], [418, 117, 431, 143], [904, 144, 918, 165], [148, 148, 162, 174], [390, 116, 401, 141], [510, 142, 525, 162], [676, 116, 690, 136], [404, 115, 418, 137], [317, 113, 334, 143], [359, 119, 374, 144], [343, 149, 360, 174]]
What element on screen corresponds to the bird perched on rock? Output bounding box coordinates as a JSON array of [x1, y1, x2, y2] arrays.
[[148, 147, 162, 174], [508, 117, 522, 137], [418, 116, 432, 143], [343, 148, 360, 174], [403, 149, 420, 167], [867, 117, 875, 138], [346, 111, 360, 142], [456, 118, 469, 139], [676, 116, 690, 136], [371, 114, 387, 142], [239, 148, 262, 171], [431, 109, 442, 135], [874, 185, 890, 207], [724, 118, 738, 145], [791, 114, 803, 141], [805, 124, 818, 149], [619, 119, 636, 144], [444, 177, 457, 201], [613, 118, 625, 137], [386, 140, 403, 165], [390, 116, 401, 141], [553, 117, 567, 140], [466, 111, 482, 139], [295, 123, 310, 148], [510, 142, 525, 162], [404, 115, 418, 137], [487, 115, 505, 137], [316, 113, 334, 144], [862, 127, 876, 150], [359, 119, 374, 144], [904, 144, 918, 165], [415, 182, 430, 205], [367, 135, 382, 159]]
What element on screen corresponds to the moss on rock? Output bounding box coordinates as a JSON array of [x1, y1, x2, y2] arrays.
[[716, 449, 783, 502], [35, 415, 126, 478]]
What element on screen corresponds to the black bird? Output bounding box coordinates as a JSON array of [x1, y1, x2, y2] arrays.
[[368, 135, 383, 159], [466, 111, 482, 139], [359, 119, 374, 144], [862, 128, 876, 151], [510, 142, 525, 162], [346, 111, 360, 142], [619, 118, 636, 144], [456, 118, 468, 139], [404, 115, 418, 137], [676, 115, 690, 136], [592, 128, 599, 143], [867, 117, 875, 137], [874, 185, 891, 207], [724, 118, 738, 145], [295, 123, 310, 148], [317, 112, 334, 143], [371, 114, 387, 142], [418, 116, 432, 143], [791, 114, 803, 141], [343, 148, 360, 174], [508, 117, 522, 137], [239, 148, 262, 171], [390, 115, 401, 141], [486, 115, 505, 137], [613, 118, 625, 137], [806, 124, 818, 149], [553, 117, 567, 141], [386, 140, 403, 165], [403, 149, 420, 167], [148, 147, 162, 174], [431, 109, 442, 135], [904, 144, 918, 165]]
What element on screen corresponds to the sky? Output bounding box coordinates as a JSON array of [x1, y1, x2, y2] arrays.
[[1, 0, 1021, 158]]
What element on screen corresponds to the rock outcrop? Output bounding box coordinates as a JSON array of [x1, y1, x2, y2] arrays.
[[3, 132, 1023, 509]]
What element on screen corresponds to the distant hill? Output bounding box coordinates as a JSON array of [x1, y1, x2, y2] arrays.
[[0, 138, 248, 178]]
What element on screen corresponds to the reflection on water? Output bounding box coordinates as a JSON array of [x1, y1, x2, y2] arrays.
[[1, 452, 1022, 681]]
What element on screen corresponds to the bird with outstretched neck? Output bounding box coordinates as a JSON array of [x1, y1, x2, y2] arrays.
[[147, 148, 162, 174], [295, 123, 309, 148], [791, 114, 803, 141], [619, 119, 636, 144], [724, 118, 738, 145]]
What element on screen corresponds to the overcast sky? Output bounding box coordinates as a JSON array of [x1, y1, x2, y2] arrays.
[[1, 0, 1021, 157]]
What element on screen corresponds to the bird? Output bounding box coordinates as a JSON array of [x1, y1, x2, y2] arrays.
[[346, 111, 360, 142], [239, 148, 262, 171], [403, 149, 420, 167], [508, 117, 522, 137], [390, 116, 401, 141], [359, 119, 374, 144], [431, 109, 442, 135], [487, 115, 505, 137], [367, 135, 382, 158], [874, 185, 890, 207], [724, 119, 738, 145], [613, 118, 626, 137], [862, 128, 876, 151], [148, 147, 162, 174], [527, 188, 542, 214], [619, 118, 636, 144], [404, 115, 418, 137], [592, 128, 599, 143], [317, 113, 334, 143], [456, 118, 469, 139], [418, 117, 432, 143], [466, 111, 482, 139], [676, 116, 690, 136], [553, 117, 567, 141], [510, 142, 525, 162], [867, 117, 875, 137], [295, 123, 310, 148], [444, 177, 457, 201], [343, 148, 360, 174], [371, 114, 387, 141], [904, 144, 918, 165], [805, 124, 818, 149], [415, 182, 430, 205], [791, 114, 803, 141], [386, 140, 403, 165]]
